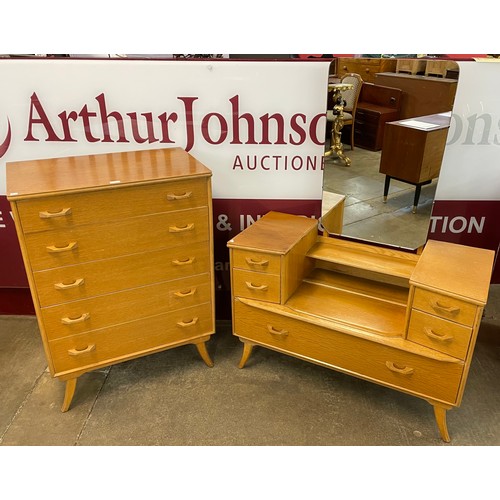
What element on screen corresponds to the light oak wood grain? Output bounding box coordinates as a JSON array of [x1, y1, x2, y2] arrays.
[[228, 211, 495, 441], [7, 148, 216, 411], [407, 310, 471, 360]]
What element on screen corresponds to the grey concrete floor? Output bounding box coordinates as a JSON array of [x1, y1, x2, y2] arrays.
[[0, 289, 499, 447]]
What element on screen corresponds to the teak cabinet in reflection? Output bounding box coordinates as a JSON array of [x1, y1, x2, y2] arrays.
[[7, 148, 215, 411]]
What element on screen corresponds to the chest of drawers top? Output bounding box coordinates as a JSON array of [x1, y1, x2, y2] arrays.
[[6, 147, 211, 200]]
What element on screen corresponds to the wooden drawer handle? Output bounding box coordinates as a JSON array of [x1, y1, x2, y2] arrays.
[[54, 278, 85, 290], [167, 191, 192, 201], [39, 207, 72, 219], [245, 257, 269, 267], [174, 288, 197, 298], [54, 278, 85, 291], [245, 281, 268, 291], [267, 325, 288, 337], [385, 361, 414, 376], [172, 257, 195, 266], [61, 312, 90, 325], [169, 223, 195, 233], [424, 327, 453, 342], [177, 317, 199, 327], [431, 300, 460, 316], [68, 344, 95, 356], [46, 241, 78, 253]]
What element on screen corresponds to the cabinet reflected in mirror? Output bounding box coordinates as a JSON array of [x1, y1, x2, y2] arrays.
[[322, 60, 459, 251]]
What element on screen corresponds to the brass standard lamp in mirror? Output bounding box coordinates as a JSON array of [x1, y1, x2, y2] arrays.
[[322, 57, 459, 251]]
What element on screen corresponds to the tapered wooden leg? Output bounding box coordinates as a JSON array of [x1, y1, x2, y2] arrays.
[[195, 341, 214, 367], [383, 175, 391, 203], [238, 342, 254, 369], [432, 403, 451, 443], [61, 378, 77, 413]]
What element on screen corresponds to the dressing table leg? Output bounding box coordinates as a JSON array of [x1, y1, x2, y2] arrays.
[[431, 402, 452, 442], [61, 377, 77, 412], [238, 342, 254, 369], [195, 341, 214, 367]]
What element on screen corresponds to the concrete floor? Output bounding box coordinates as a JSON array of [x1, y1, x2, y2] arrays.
[[1, 294, 499, 447], [0, 144, 499, 449]]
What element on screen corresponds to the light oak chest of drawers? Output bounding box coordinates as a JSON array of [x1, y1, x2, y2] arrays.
[[227, 211, 494, 442], [7, 148, 215, 411]]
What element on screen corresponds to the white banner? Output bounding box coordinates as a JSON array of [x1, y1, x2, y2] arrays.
[[0, 59, 329, 198], [429, 60, 500, 282], [435, 61, 500, 201]]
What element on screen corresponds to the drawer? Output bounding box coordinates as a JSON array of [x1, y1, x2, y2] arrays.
[[232, 269, 280, 303], [353, 129, 379, 150], [338, 58, 381, 77], [40, 273, 212, 340], [355, 109, 381, 126], [412, 288, 477, 327], [33, 241, 212, 307], [407, 310, 471, 360], [48, 303, 214, 375], [354, 126, 377, 141], [24, 207, 209, 271], [15, 178, 209, 233], [232, 249, 281, 274], [234, 301, 464, 404]]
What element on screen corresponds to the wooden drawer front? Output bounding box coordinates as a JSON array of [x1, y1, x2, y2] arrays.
[[407, 310, 471, 360], [16, 178, 209, 233], [34, 241, 211, 307], [232, 269, 280, 303], [338, 58, 381, 82], [232, 249, 281, 274], [412, 289, 476, 327], [25, 207, 209, 271], [355, 109, 380, 126], [40, 273, 212, 340], [354, 128, 377, 148], [234, 301, 463, 404], [49, 303, 213, 375]]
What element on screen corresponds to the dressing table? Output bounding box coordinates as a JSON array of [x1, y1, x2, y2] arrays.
[[228, 211, 494, 441]]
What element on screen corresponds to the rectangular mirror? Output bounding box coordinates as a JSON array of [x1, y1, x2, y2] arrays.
[[322, 57, 459, 251]]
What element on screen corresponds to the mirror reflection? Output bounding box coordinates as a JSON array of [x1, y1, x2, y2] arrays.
[[322, 56, 459, 250]]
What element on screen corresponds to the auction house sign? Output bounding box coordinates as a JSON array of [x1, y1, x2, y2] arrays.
[[429, 61, 500, 282], [0, 58, 330, 291]]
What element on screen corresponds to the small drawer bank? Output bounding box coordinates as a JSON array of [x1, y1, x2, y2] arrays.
[[7, 148, 216, 411], [227, 211, 494, 442]]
